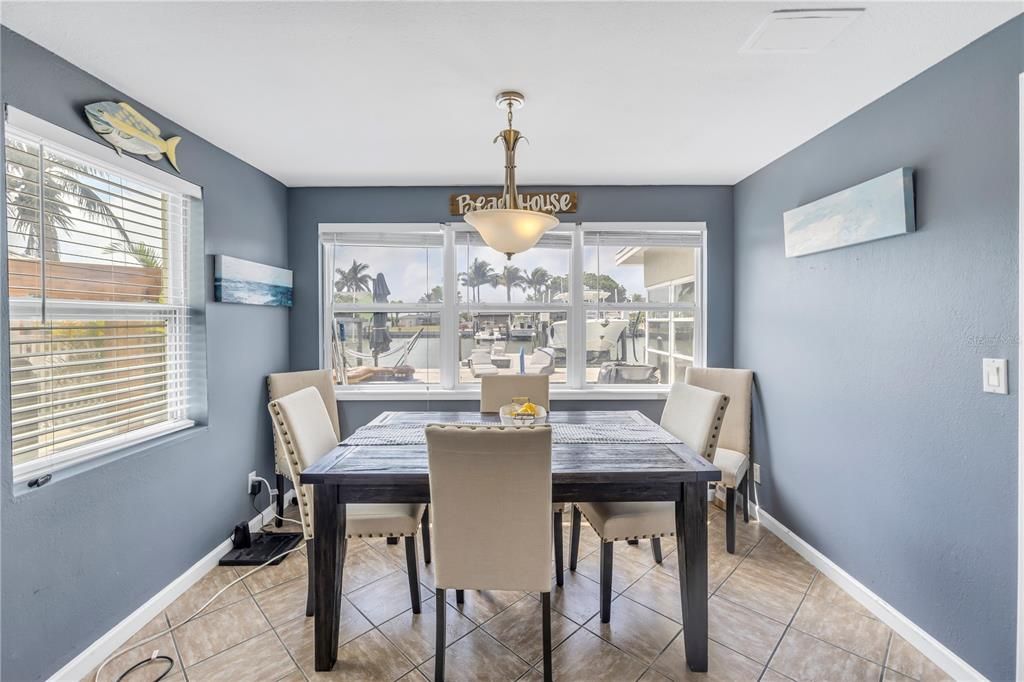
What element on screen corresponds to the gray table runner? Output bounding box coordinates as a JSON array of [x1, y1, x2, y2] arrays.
[[342, 422, 682, 446]]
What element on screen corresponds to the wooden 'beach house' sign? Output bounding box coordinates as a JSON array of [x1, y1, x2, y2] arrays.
[[450, 191, 577, 216]]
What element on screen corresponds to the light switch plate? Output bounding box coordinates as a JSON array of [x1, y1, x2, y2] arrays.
[[983, 358, 1008, 394]]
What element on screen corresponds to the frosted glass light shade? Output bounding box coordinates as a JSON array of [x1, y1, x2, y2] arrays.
[[464, 209, 559, 257]]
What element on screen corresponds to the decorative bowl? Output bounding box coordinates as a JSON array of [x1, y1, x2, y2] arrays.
[[499, 403, 548, 426]]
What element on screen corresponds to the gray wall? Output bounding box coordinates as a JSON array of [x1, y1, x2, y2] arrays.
[[733, 17, 1022, 680], [287, 185, 734, 431], [0, 28, 290, 680]]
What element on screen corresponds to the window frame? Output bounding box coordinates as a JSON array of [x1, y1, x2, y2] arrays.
[[4, 106, 202, 486], [318, 221, 707, 399]]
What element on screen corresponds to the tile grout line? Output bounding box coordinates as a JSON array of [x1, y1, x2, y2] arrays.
[[573, 510, 759, 680], [165, 611, 190, 682], [375, 595, 480, 669], [248, 584, 308, 681], [880, 631, 894, 682], [177, 607, 277, 676], [758, 554, 818, 682]]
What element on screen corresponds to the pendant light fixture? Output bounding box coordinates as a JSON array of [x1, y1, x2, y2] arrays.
[[465, 91, 559, 259]]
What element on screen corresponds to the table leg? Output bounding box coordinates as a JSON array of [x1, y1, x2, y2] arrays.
[[676, 482, 709, 672], [314, 484, 346, 671]]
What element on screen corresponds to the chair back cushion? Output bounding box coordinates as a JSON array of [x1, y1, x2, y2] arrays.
[[528, 348, 554, 366], [267, 387, 340, 541], [480, 375, 550, 413], [268, 369, 340, 440], [470, 349, 494, 366], [426, 424, 552, 593], [684, 367, 753, 455], [660, 382, 730, 461]]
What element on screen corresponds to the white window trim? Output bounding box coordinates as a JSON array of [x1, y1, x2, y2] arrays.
[[319, 221, 707, 399], [13, 419, 195, 485], [5, 112, 199, 483], [5, 106, 202, 198]]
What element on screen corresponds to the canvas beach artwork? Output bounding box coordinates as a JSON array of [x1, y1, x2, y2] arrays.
[[783, 168, 915, 258], [214, 255, 293, 307]]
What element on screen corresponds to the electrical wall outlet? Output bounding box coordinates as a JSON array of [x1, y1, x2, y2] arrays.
[[753, 463, 762, 484], [247, 471, 259, 494]]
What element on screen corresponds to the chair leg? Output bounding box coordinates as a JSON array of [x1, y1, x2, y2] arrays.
[[651, 537, 663, 564], [404, 536, 421, 614], [553, 509, 564, 587], [275, 473, 285, 528], [434, 588, 446, 682], [305, 539, 315, 617], [726, 487, 736, 554], [569, 505, 581, 571], [421, 507, 432, 564], [600, 541, 613, 623], [541, 592, 553, 682], [456, 589, 465, 604], [743, 474, 751, 523]]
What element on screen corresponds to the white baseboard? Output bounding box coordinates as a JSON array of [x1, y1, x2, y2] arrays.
[[50, 500, 284, 681], [756, 508, 985, 681]]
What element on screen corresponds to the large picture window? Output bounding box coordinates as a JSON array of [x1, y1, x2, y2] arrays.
[[320, 223, 704, 394], [5, 114, 200, 481]]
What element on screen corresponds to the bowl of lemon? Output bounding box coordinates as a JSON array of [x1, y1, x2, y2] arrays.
[[499, 397, 548, 425]]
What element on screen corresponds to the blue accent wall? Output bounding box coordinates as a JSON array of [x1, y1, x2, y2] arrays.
[[733, 17, 1023, 680], [0, 27, 290, 680]]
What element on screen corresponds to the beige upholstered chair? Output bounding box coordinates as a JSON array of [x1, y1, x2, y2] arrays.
[[426, 424, 554, 682], [268, 370, 432, 551], [479, 374, 550, 413], [267, 370, 341, 527], [685, 367, 755, 553], [569, 382, 729, 622], [479, 375, 564, 585], [268, 387, 427, 617]]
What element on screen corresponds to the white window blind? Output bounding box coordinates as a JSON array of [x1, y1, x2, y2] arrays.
[[6, 125, 194, 478]]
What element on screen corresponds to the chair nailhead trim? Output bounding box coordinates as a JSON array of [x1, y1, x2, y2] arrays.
[[576, 506, 675, 543]]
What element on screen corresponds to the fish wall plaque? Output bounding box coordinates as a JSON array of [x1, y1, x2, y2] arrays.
[[84, 101, 182, 172]]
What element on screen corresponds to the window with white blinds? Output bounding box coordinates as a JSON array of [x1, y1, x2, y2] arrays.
[[5, 124, 195, 479]]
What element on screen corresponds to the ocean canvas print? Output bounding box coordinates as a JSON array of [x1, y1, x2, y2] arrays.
[[783, 168, 915, 258], [214, 255, 293, 307]]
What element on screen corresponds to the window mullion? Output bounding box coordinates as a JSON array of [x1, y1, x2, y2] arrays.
[[441, 224, 457, 389], [568, 225, 585, 388], [37, 142, 47, 323]]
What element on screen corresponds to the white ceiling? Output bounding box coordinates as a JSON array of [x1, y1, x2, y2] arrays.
[[2, 2, 1020, 187]]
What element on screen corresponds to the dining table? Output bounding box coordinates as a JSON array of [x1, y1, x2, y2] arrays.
[[299, 409, 722, 674]]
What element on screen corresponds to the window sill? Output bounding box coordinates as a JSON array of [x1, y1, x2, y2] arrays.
[[12, 420, 202, 495], [335, 386, 670, 401]]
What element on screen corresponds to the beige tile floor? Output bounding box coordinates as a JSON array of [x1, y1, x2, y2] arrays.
[[90, 504, 953, 682]]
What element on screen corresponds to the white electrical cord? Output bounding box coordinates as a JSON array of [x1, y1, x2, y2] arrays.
[[94, 544, 304, 681], [251, 475, 303, 529]]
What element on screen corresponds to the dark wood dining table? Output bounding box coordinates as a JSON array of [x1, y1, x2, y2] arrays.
[[300, 410, 722, 674]]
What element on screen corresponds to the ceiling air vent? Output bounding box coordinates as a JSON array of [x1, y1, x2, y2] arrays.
[[740, 8, 864, 54]]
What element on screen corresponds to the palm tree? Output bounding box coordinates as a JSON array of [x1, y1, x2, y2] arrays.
[[493, 264, 526, 303], [459, 257, 495, 303], [418, 285, 443, 303], [6, 138, 152, 264], [335, 260, 372, 299], [104, 241, 162, 269], [523, 267, 550, 302]]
